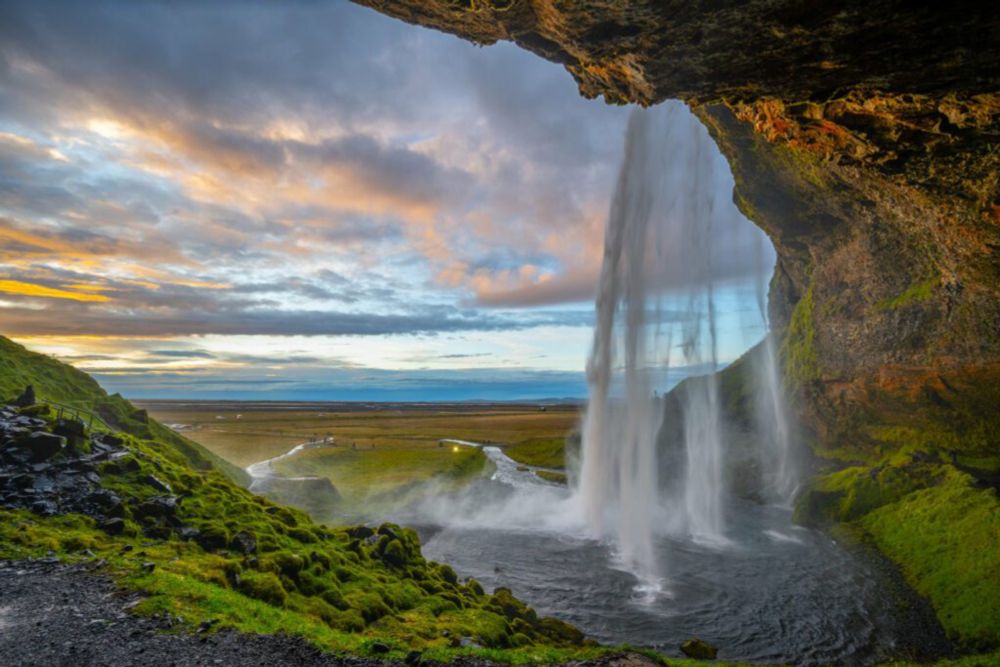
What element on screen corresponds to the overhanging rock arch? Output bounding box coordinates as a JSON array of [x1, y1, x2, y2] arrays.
[[352, 0, 1000, 456]]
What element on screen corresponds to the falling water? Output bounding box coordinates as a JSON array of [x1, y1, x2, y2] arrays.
[[751, 238, 798, 503], [576, 101, 751, 578], [577, 106, 667, 582]]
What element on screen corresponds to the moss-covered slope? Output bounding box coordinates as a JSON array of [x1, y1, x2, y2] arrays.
[[0, 336, 249, 486]]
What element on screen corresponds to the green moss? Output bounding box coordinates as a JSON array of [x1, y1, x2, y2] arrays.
[[795, 462, 939, 525], [875, 274, 939, 311], [862, 469, 1000, 648], [780, 284, 819, 389]]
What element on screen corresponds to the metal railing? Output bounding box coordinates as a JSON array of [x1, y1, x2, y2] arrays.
[[38, 399, 115, 434]]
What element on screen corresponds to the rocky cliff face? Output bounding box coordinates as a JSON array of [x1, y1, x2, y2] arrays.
[[353, 0, 1000, 457]]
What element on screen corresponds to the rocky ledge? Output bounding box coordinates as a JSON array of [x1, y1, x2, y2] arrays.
[[0, 391, 253, 555]]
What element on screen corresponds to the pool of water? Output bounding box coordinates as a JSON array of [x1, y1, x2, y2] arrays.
[[394, 447, 941, 665]]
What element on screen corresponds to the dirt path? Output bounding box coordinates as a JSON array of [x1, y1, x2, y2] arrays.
[[0, 559, 381, 667], [0, 558, 662, 667]]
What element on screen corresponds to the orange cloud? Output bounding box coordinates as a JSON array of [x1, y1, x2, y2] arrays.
[[0, 280, 111, 302]]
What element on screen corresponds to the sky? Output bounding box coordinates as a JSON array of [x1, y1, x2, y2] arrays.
[[0, 1, 773, 401]]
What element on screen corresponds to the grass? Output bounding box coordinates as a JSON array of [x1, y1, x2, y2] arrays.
[[274, 443, 489, 502], [0, 336, 248, 485], [146, 406, 579, 469], [0, 404, 596, 661], [505, 437, 572, 469]]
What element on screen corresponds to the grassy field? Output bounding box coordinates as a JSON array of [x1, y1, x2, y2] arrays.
[[143, 403, 580, 513]]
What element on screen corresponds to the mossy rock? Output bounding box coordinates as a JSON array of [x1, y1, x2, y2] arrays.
[[239, 571, 288, 607]]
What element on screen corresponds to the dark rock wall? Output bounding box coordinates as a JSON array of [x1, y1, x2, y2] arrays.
[[352, 0, 1000, 456]]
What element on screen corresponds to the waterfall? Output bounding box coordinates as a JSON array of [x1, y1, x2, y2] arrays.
[[577, 106, 667, 582], [750, 240, 798, 503], [575, 100, 785, 579]]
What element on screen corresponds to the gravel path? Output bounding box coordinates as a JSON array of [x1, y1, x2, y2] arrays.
[[0, 559, 660, 667], [0, 559, 388, 667]]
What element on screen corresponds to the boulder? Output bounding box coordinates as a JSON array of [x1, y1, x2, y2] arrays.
[[681, 638, 718, 660], [13, 385, 35, 408], [230, 530, 257, 555], [99, 517, 126, 535], [83, 489, 125, 518], [21, 431, 66, 462], [53, 418, 86, 440], [177, 526, 201, 542], [136, 495, 178, 519]]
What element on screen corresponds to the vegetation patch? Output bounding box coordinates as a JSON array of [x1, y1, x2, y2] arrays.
[[795, 439, 1000, 652], [505, 437, 572, 469], [862, 469, 1000, 648], [875, 274, 939, 311], [533, 470, 567, 485], [0, 337, 247, 485]]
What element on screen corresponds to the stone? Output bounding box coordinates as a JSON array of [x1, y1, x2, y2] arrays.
[[681, 638, 718, 660], [177, 526, 201, 541], [53, 418, 86, 440], [99, 518, 126, 535], [13, 385, 35, 408], [83, 489, 125, 518], [229, 531, 257, 555], [30, 499, 59, 516], [369, 642, 390, 654], [143, 474, 172, 493], [136, 495, 178, 518], [347, 525, 374, 540], [21, 431, 66, 462], [93, 433, 124, 448]]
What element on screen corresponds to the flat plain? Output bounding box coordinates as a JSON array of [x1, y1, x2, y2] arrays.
[[141, 402, 580, 506]]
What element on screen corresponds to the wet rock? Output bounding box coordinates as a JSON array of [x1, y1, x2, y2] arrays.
[[195, 531, 228, 552], [377, 524, 399, 540], [13, 385, 36, 408], [680, 638, 718, 660], [197, 619, 219, 634], [54, 418, 86, 440], [92, 433, 124, 449], [141, 562, 156, 573]]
